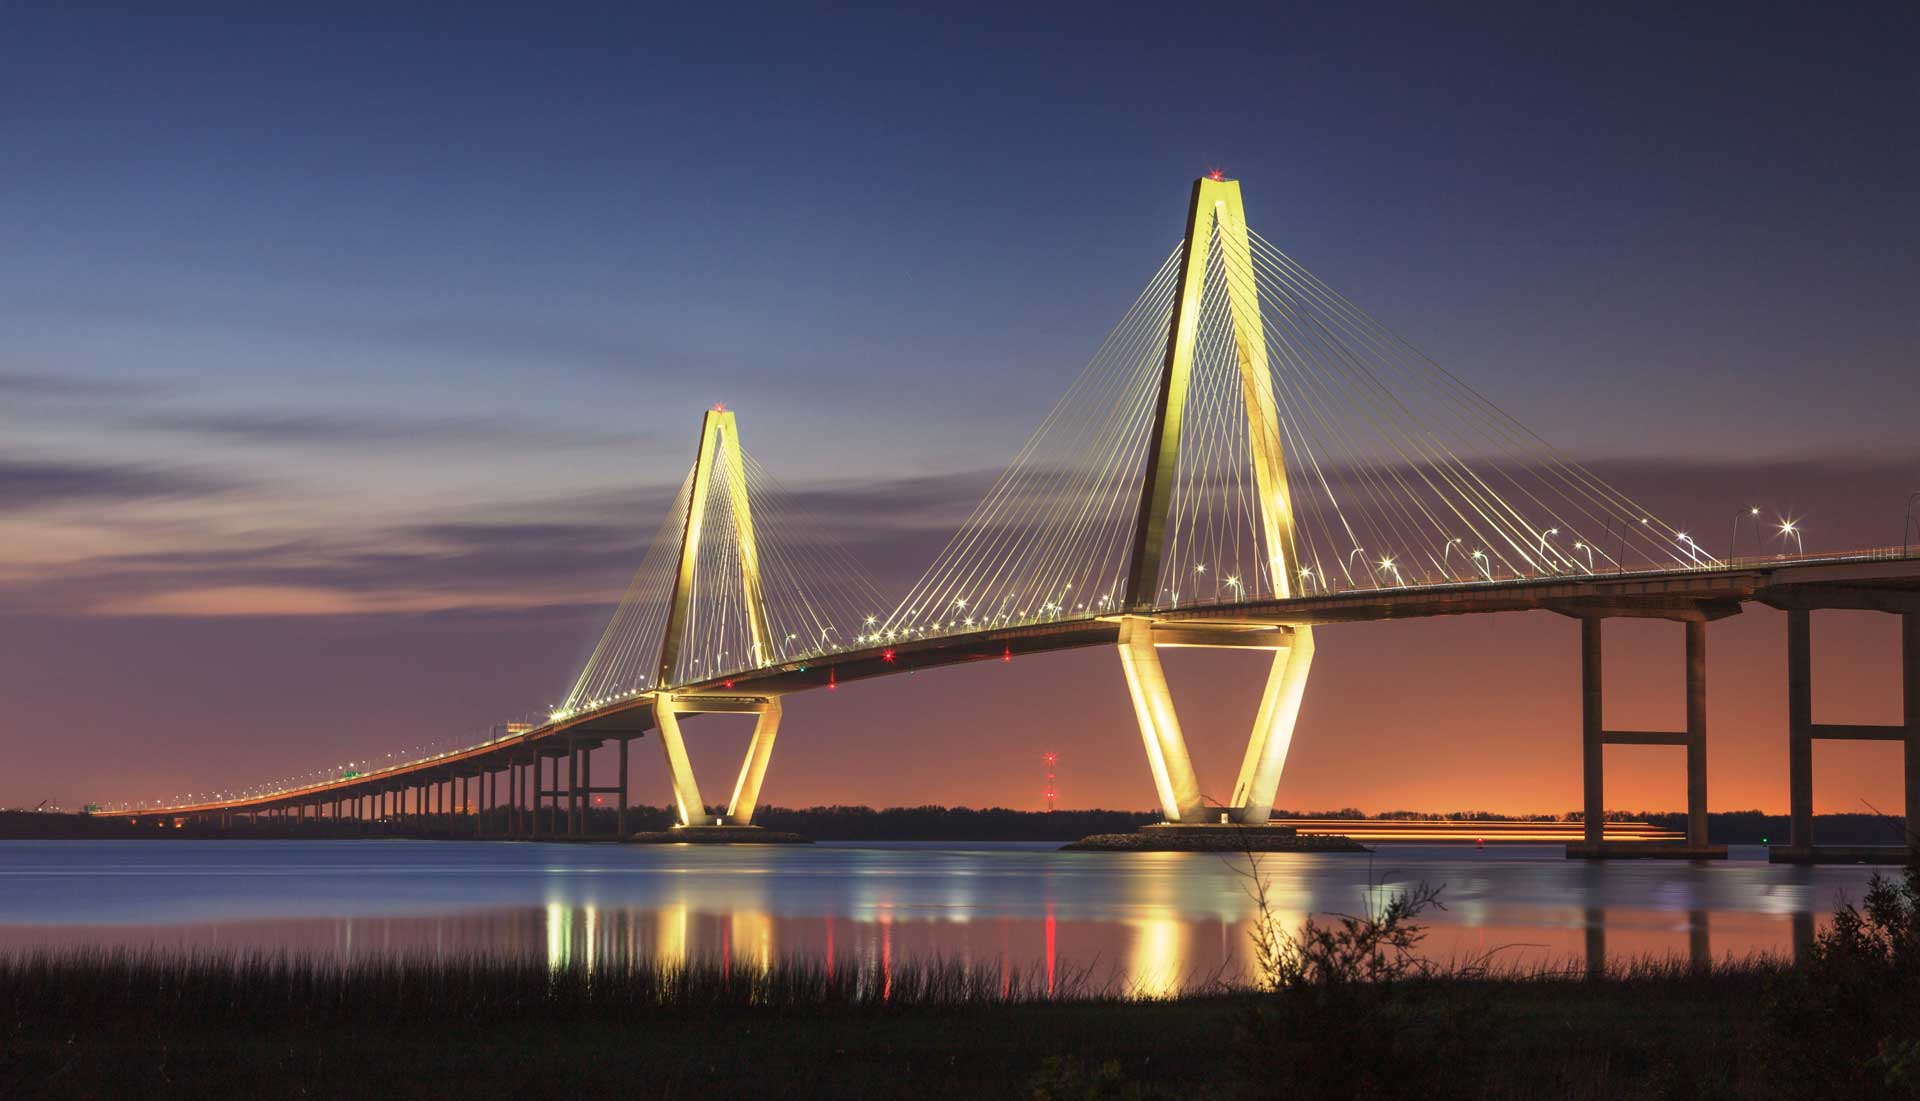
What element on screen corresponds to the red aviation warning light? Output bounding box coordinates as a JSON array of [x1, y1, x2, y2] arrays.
[[1208, 168, 1225, 181]]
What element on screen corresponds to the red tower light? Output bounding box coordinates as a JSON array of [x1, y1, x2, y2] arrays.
[[1208, 168, 1224, 181]]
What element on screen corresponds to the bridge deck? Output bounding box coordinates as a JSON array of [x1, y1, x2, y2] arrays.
[[126, 551, 1920, 820]]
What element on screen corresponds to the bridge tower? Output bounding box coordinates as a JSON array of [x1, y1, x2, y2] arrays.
[[652, 407, 784, 828], [1118, 175, 1315, 825]]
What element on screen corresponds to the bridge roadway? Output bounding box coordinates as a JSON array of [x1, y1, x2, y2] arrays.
[[132, 549, 1920, 851]]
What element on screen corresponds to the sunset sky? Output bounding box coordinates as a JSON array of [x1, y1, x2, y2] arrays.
[[3, 4, 1914, 816]]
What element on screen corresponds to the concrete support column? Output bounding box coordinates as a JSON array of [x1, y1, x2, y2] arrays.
[[1115, 617, 1205, 822], [1905, 612, 1918, 851], [532, 760, 545, 840], [618, 737, 633, 833], [567, 745, 580, 838], [727, 701, 782, 826], [1685, 620, 1708, 849], [582, 745, 593, 835], [1788, 608, 1813, 849], [655, 700, 712, 827], [1582, 617, 1604, 847], [1229, 629, 1315, 824]]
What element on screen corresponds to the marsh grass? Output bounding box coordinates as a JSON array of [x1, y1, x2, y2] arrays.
[[0, 940, 1803, 1026], [0, 943, 1854, 1099], [0, 947, 1150, 1027]]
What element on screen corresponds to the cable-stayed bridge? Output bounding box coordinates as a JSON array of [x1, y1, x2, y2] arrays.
[[121, 177, 1920, 862]]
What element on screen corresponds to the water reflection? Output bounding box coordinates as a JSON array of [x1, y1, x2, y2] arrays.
[[0, 841, 1884, 993]]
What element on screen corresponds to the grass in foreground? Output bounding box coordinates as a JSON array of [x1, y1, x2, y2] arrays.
[[0, 947, 1855, 1099]]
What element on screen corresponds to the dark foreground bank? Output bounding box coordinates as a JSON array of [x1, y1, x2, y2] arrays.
[[0, 939, 1911, 1099]]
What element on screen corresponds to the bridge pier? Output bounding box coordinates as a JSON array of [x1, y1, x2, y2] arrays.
[[1114, 617, 1311, 824], [618, 736, 630, 836], [511, 759, 524, 837], [1565, 612, 1726, 859], [652, 693, 782, 828], [1769, 602, 1918, 862]]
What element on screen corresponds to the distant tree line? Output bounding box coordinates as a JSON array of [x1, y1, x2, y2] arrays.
[[5, 806, 1907, 844]]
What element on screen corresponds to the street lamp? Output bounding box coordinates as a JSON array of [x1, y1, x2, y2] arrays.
[[1347, 547, 1371, 585], [1731, 506, 1760, 562], [1378, 556, 1404, 586], [1571, 541, 1595, 571], [1677, 532, 1699, 567], [1777, 518, 1804, 556], [1441, 537, 1464, 576], [1470, 549, 1492, 581], [1536, 527, 1560, 567]]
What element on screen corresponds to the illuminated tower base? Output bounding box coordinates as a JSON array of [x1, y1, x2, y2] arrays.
[[1117, 618, 1313, 823]]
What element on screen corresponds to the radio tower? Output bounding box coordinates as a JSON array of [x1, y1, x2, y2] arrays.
[[1044, 752, 1057, 812]]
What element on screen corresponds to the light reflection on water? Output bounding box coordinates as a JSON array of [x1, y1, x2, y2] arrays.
[[0, 840, 1883, 991]]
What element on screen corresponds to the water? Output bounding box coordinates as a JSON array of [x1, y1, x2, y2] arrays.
[[0, 840, 1883, 992]]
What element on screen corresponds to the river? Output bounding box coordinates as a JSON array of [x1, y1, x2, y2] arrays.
[[0, 840, 1883, 992]]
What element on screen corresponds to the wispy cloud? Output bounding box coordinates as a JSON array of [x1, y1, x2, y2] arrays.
[[125, 409, 645, 452], [0, 371, 161, 400], [7, 453, 1910, 621], [0, 457, 239, 510]]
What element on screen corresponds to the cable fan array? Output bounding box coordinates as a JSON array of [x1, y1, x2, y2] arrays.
[[559, 446, 886, 715], [875, 247, 1185, 641], [566, 193, 1707, 692], [1226, 217, 1708, 598], [879, 206, 1703, 640]]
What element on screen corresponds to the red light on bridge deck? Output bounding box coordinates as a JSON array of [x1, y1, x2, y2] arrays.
[[1003, 645, 1012, 663], [882, 649, 895, 663], [828, 667, 837, 690], [724, 679, 734, 689]]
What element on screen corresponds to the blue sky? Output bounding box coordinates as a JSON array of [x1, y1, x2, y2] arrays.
[[2, 2, 1915, 811]]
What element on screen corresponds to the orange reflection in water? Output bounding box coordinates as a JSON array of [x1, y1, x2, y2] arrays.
[[0, 903, 1844, 992]]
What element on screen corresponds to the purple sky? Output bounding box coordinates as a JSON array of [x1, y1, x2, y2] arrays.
[[2, 3, 1915, 814]]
